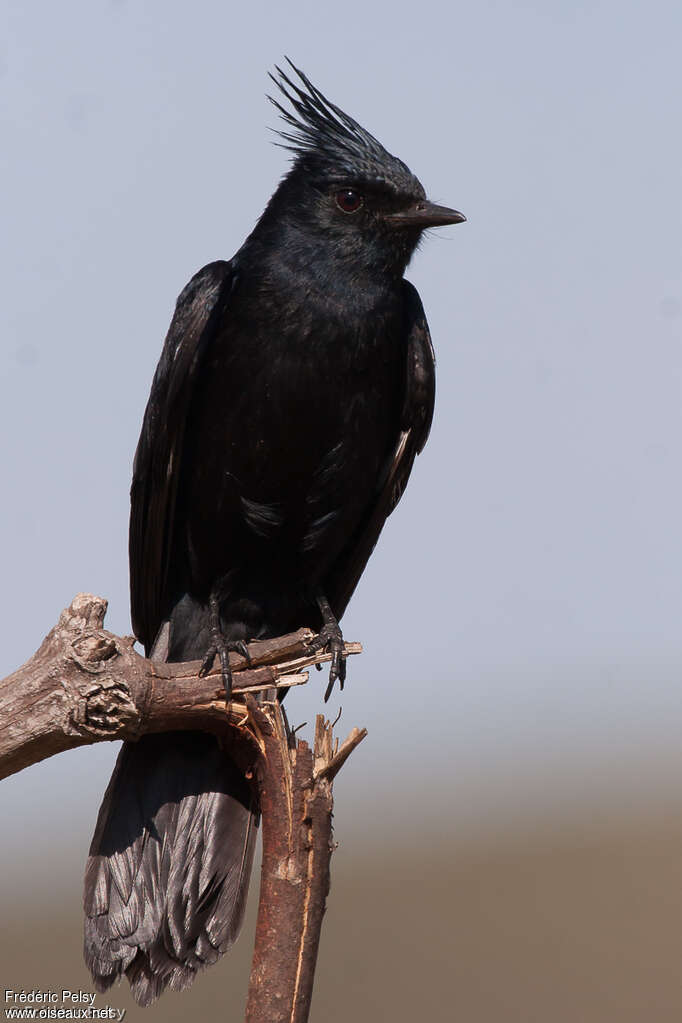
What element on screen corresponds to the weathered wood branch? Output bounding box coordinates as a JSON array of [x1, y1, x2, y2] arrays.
[[0, 592, 361, 781], [244, 706, 367, 1023], [0, 593, 367, 1023]]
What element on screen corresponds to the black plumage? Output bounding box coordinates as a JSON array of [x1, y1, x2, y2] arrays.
[[84, 60, 465, 1004]]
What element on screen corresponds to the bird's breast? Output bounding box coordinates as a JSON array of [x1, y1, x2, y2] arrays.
[[178, 280, 404, 593]]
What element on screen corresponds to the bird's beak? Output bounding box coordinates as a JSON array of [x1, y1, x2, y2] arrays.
[[386, 201, 466, 229]]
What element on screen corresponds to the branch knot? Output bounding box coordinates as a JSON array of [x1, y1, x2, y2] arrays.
[[69, 677, 139, 738]]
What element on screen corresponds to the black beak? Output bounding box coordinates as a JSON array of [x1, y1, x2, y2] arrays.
[[386, 201, 466, 229]]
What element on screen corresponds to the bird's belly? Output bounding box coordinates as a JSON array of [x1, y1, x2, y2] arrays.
[[177, 320, 401, 628]]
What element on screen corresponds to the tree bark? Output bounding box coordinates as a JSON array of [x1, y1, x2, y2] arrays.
[[0, 592, 360, 781], [244, 705, 366, 1023], [0, 594, 366, 1023]]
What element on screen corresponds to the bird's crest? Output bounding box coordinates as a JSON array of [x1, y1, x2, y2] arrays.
[[268, 59, 421, 196]]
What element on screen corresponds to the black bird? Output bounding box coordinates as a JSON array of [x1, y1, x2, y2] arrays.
[[83, 61, 465, 1005]]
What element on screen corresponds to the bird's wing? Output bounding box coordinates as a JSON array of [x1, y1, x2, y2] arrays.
[[129, 261, 236, 650], [325, 278, 436, 618]]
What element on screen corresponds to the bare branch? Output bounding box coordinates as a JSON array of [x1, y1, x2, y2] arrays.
[[1, 593, 367, 1023], [244, 706, 366, 1023], [0, 593, 361, 781], [314, 725, 368, 782]]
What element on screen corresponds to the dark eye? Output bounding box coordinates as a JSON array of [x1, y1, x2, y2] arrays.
[[335, 189, 364, 214]]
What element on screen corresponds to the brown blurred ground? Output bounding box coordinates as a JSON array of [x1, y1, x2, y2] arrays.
[[4, 806, 682, 1022]]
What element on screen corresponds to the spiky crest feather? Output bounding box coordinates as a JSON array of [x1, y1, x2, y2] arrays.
[[268, 59, 423, 197]]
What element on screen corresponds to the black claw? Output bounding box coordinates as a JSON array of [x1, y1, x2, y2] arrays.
[[198, 649, 216, 677], [200, 594, 252, 701], [219, 651, 232, 699], [235, 640, 252, 665], [308, 622, 346, 700], [198, 645, 233, 698]]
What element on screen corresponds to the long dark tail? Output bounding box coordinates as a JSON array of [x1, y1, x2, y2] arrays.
[[83, 731, 258, 1006]]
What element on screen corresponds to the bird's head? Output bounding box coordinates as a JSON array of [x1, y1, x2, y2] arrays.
[[262, 61, 465, 279]]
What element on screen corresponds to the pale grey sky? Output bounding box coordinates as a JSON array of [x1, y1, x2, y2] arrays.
[[2, 0, 682, 878]]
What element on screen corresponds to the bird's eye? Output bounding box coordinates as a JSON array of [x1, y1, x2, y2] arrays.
[[335, 189, 364, 214]]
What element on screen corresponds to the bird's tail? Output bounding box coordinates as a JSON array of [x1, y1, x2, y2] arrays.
[[83, 731, 258, 1006]]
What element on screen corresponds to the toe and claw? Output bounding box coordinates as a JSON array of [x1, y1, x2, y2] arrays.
[[197, 590, 346, 703], [198, 593, 251, 699], [308, 593, 347, 701]]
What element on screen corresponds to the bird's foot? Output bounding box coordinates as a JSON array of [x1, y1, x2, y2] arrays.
[[198, 593, 251, 699], [308, 593, 346, 701], [199, 636, 251, 699]]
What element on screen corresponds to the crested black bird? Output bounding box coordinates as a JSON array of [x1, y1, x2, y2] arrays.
[[83, 61, 465, 1005]]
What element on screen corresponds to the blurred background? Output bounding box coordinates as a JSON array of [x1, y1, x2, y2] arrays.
[[2, 1, 682, 1019]]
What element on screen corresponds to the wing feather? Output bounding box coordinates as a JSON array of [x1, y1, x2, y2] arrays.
[[129, 261, 236, 650], [326, 279, 436, 617]]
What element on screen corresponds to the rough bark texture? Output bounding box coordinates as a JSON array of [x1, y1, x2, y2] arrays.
[[0, 592, 360, 781], [0, 594, 366, 1023], [244, 704, 366, 1023]]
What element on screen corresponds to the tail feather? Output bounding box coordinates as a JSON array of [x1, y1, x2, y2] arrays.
[[84, 732, 258, 1006]]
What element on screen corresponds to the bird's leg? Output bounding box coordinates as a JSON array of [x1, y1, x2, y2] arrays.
[[307, 592, 346, 701], [198, 591, 251, 699]]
